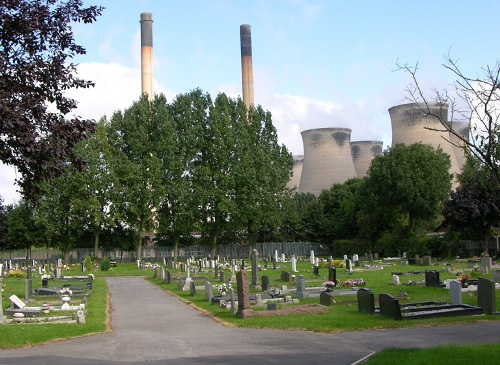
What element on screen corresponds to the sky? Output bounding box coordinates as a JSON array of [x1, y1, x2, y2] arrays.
[[1, 0, 499, 205]]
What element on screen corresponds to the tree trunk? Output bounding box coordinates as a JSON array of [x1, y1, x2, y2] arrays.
[[174, 236, 179, 262], [137, 216, 144, 261], [93, 227, 100, 258]]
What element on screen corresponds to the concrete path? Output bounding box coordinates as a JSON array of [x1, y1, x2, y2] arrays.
[[1, 277, 500, 365]]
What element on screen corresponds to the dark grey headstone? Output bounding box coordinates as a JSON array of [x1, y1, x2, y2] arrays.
[[220, 271, 226, 283], [236, 270, 250, 312], [328, 267, 337, 283], [261, 276, 269, 291], [272, 256, 277, 270], [41, 277, 48, 288], [379, 293, 402, 320], [313, 266, 319, 276], [267, 303, 277, 310], [281, 271, 291, 282], [189, 281, 197, 297], [357, 288, 375, 314], [478, 277, 496, 314], [165, 269, 171, 284], [320, 292, 335, 306], [425, 270, 440, 287]]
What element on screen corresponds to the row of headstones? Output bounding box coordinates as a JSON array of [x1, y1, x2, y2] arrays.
[[358, 277, 499, 318], [0, 259, 66, 277]]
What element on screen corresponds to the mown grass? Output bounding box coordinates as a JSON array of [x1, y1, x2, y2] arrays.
[[363, 344, 500, 365], [147, 258, 500, 332], [0, 275, 108, 349]]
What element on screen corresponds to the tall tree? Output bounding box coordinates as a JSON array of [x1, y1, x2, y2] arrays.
[[235, 103, 293, 248], [7, 200, 45, 255], [318, 178, 363, 243], [157, 90, 203, 260], [108, 95, 168, 260], [0, 196, 7, 248], [443, 160, 500, 255], [358, 143, 452, 243], [0, 0, 103, 200], [193, 93, 238, 253], [73, 118, 119, 257]]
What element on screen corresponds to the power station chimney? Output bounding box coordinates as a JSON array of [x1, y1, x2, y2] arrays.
[[240, 24, 254, 109], [140, 12, 153, 100]]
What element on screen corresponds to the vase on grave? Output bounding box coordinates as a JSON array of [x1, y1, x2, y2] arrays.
[[42, 304, 50, 314]]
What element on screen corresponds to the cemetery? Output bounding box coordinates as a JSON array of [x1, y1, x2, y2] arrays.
[[1, 251, 500, 347]]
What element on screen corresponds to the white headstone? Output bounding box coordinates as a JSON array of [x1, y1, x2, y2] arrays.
[[353, 254, 359, 262], [343, 255, 348, 261], [9, 295, 26, 309], [392, 275, 400, 285], [310, 250, 315, 265], [281, 253, 285, 263], [291, 256, 297, 272], [275, 250, 278, 263], [0, 264, 3, 277]]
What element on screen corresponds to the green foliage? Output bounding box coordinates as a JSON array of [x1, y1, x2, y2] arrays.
[[6, 269, 26, 279], [100, 257, 110, 271], [84, 256, 93, 272], [358, 143, 452, 243]]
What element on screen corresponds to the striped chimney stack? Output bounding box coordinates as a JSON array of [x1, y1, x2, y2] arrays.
[[140, 12, 153, 100], [240, 24, 254, 109]]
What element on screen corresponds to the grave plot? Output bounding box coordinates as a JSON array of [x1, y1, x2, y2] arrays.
[[378, 293, 482, 320]]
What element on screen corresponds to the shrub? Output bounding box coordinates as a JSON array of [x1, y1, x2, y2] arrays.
[[100, 257, 110, 271], [6, 269, 27, 279], [84, 256, 93, 272]]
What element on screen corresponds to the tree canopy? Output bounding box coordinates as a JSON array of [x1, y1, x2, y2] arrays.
[[358, 143, 452, 242], [0, 0, 103, 200]]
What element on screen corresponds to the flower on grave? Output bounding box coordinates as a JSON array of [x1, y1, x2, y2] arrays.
[[217, 283, 231, 295], [57, 287, 73, 296], [341, 278, 365, 287], [322, 281, 337, 289], [87, 274, 95, 280]]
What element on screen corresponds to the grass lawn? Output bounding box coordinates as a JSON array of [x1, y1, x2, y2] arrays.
[[1, 257, 500, 361], [147, 258, 500, 332], [363, 344, 500, 365]]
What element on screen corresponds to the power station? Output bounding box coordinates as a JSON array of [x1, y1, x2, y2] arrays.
[[136, 15, 468, 196], [140, 12, 153, 100]]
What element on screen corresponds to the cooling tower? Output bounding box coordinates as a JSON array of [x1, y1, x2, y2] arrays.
[[351, 141, 383, 177], [240, 24, 254, 109], [389, 103, 461, 180], [287, 155, 304, 190], [299, 128, 357, 196], [140, 12, 153, 100], [448, 120, 469, 170]]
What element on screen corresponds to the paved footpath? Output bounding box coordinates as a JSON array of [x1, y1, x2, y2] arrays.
[[1, 277, 500, 365]]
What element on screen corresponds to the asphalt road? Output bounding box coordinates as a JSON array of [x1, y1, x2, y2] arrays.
[[1, 276, 499, 365]]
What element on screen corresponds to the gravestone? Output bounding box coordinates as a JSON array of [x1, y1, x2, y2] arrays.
[[328, 267, 337, 283], [160, 267, 165, 281], [281, 253, 286, 263], [425, 270, 440, 288], [272, 256, 277, 270], [481, 257, 492, 269], [374, 253, 379, 259], [320, 292, 335, 306], [261, 276, 269, 291], [153, 267, 157, 278], [189, 281, 197, 297], [263, 258, 268, 269], [357, 288, 375, 314], [379, 293, 402, 320], [205, 281, 214, 302], [214, 264, 219, 280], [25, 278, 32, 300], [310, 250, 315, 265], [422, 256, 432, 266], [477, 277, 497, 314], [165, 269, 171, 284], [291, 256, 297, 272], [345, 259, 352, 272], [492, 270, 500, 283], [392, 275, 400, 285], [220, 271, 226, 283], [295, 275, 309, 299], [313, 264, 319, 276], [236, 271, 251, 318], [42, 277, 48, 288], [251, 249, 260, 288], [281, 271, 291, 282], [9, 295, 26, 309], [450, 280, 462, 305], [230, 288, 236, 314]]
